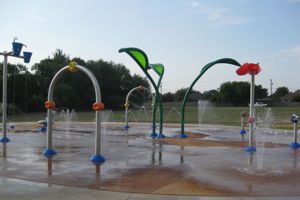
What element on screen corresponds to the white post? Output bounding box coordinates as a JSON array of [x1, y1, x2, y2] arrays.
[[95, 109, 101, 156], [293, 122, 298, 143], [124, 106, 129, 127], [249, 74, 255, 148], [241, 117, 244, 131], [241, 117, 245, 140], [124, 87, 138, 129], [290, 115, 299, 149], [2, 54, 8, 140]]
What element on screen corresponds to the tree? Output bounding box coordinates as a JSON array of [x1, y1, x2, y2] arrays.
[[219, 81, 267, 106], [162, 92, 175, 102], [272, 87, 289, 101], [174, 88, 201, 102], [292, 94, 300, 102], [202, 89, 219, 102]]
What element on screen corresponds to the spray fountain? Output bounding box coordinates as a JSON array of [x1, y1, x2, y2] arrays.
[[0, 38, 32, 143], [124, 85, 152, 129], [42, 61, 105, 163], [236, 63, 261, 152]]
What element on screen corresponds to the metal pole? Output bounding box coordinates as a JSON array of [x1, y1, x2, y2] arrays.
[[1, 53, 8, 141], [241, 117, 245, 140], [241, 117, 244, 131], [124, 105, 129, 128], [293, 122, 298, 143], [95, 110, 101, 155], [289, 115, 299, 149], [44, 67, 68, 156], [124, 87, 138, 129], [47, 107, 53, 150], [270, 79, 273, 97], [249, 74, 255, 148]]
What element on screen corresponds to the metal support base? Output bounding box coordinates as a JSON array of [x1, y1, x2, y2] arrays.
[[90, 155, 106, 163], [43, 149, 57, 156], [0, 137, 10, 143], [9, 124, 15, 129], [40, 127, 47, 133], [176, 133, 188, 138], [156, 134, 166, 138], [149, 132, 158, 137], [244, 146, 256, 152], [289, 142, 300, 149]]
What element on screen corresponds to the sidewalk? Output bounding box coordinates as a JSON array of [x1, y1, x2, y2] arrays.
[[0, 177, 299, 200]]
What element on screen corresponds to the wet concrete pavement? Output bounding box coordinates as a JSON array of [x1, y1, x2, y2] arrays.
[[0, 122, 300, 198]]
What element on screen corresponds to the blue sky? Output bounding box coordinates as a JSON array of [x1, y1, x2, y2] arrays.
[[1, 0, 300, 93]]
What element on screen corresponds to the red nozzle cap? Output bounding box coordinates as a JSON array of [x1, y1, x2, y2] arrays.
[[236, 63, 261, 76]]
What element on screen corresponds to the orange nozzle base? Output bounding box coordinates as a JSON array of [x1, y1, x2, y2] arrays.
[[45, 101, 56, 109], [93, 102, 104, 111]]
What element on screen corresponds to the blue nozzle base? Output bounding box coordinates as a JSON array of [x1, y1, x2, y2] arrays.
[[9, 125, 15, 129], [90, 155, 106, 163], [289, 142, 300, 149], [240, 130, 246, 135], [0, 137, 10, 143], [244, 146, 256, 152], [149, 132, 158, 138], [123, 125, 130, 130], [176, 133, 188, 138], [156, 134, 166, 139], [43, 149, 57, 156], [40, 127, 47, 133]]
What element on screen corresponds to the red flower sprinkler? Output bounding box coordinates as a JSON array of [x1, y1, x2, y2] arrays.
[[236, 63, 261, 152]]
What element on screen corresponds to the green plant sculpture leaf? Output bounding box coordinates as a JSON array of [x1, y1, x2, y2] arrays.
[[119, 48, 151, 71], [149, 63, 164, 77]]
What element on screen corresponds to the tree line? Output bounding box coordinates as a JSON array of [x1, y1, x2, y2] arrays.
[[0, 50, 150, 113], [1, 49, 296, 113], [162, 83, 296, 106]]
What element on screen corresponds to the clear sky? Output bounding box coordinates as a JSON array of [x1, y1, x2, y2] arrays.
[[1, 0, 300, 94]]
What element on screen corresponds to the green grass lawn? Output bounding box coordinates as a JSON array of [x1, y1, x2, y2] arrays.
[[5, 106, 300, 129]]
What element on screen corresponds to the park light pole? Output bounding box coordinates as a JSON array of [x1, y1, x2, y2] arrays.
[[0, 38, 32, 143]]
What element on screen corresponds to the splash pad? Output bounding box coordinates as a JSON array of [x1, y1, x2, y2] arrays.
[[1, 47, 299, 198], [0, 122, 299, 196]]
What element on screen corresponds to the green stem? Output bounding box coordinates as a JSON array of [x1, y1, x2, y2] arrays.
[[180, 58, 241, 135], [145, 72, 163, 135], [180, 73, 203, 134], [152, 75, 162, 133]]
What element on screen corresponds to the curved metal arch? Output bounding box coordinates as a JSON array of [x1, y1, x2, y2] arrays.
[[179, 58, 241, 138], [44, 65, 104, 162], [124, 86, 152, 129]]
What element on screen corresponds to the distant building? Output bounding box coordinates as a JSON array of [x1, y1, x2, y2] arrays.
[[280, 91, 300, 103]]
